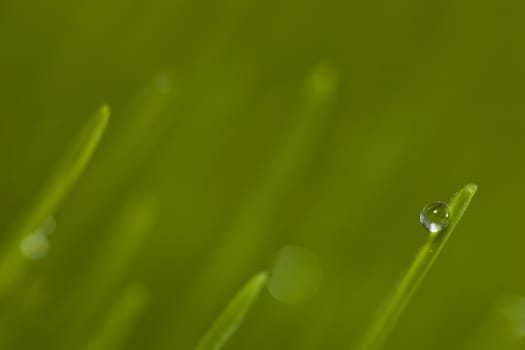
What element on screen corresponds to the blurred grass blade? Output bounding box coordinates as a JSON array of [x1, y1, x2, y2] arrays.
[[174, 66, 337, 338], [355, 183, 478, 350], [0, 105, 110, 294], [54, 193, 156, 349], [194, 272, 268, 350], [20, 105, 110, 237], [83, 285, 149, 350], [91, 74, 174, 174], [51, 75, 175, 255]]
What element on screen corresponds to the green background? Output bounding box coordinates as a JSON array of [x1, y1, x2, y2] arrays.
[[1, 0, 524, 349]]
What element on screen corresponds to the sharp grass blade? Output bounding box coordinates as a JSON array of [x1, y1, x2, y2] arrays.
[[194, 272, 268, 350], [354, 183, 478, 350], [0, 105, 110, 295]]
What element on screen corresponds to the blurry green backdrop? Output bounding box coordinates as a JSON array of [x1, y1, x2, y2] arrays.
[[1, 0, 525, 349]]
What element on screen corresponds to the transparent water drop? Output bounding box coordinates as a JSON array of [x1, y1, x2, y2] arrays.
[[19, 216, 55, 260], [497, 295, 525, 339], [306, 63, 338, 101], [267, 246, 323, 304], [20, 232, 49, 260], [420, 201, 450, 233]]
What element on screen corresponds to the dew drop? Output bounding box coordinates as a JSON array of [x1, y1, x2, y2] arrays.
[[420, 201, 450, 233], [267, 246, 323, 304], [497, 295, 525, 339], [20, 233, 49, 260], [19, 216, 56, 260]]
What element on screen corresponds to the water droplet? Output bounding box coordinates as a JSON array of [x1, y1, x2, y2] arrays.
[[496, 295, 525, 339], [19, 216, 56, 260], [306, 63, 338, 101], [420, 201, 450, 233], [154, 73, 172, 94], [20, 233, 49, 260], [267, 246, 323, 304]]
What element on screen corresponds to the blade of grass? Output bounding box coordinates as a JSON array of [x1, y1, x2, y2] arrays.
[[354, 183, 478, 350], [0, 105, 110, 295], [173, 66, 337, 343], [83, 284, 149, 350], [48, 75, 175, 265], [194, 271, 268, 350], [54, 193, 156, 349]]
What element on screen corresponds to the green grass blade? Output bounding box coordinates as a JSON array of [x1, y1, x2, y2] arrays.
[[54, 193, 156, 349], [175, 66, 337, 338], [83, 284, 149, 350], [0, 105, 110, 295], [354, 183, 478, 350], [194, 272, 268, 350], [22, 105, 110, 236]]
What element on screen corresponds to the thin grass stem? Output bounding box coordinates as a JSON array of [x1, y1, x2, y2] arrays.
[[194, 272, 268, 350], [354, 184, 478, 350]]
